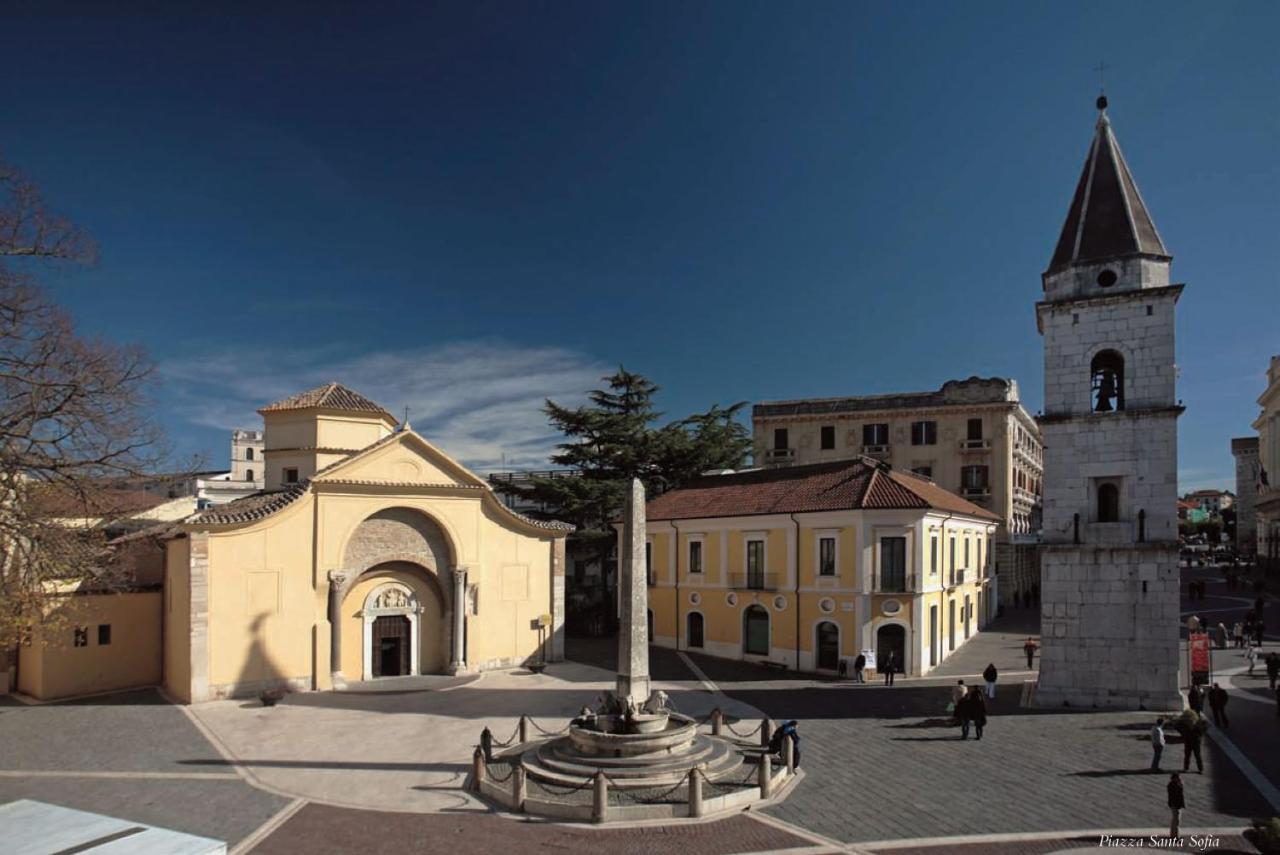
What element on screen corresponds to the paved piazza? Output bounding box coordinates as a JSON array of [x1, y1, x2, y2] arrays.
[[1, 565, 1277, 852]]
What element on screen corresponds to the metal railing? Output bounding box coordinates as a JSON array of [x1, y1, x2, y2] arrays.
[[862, 444, 891, 456], [959, 439, 991, 450], [871, 572, 915, 593], [764, 448, 795, 461], [729, 571, 780, 591]]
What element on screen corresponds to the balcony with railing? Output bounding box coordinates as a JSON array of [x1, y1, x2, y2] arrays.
[[862, 444, 891, 458], [946, 568, 967, 588], [871, 571, 916, 594], [1013, 486, 1042, 507], [959, 438, 991, 452], [961, 486, 991, 502], [729, 571, 780, 591], [764, 448, 795, 463]]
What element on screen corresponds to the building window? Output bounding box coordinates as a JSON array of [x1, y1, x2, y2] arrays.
[[246, 447, 254, 461], [820, 425, 836, 450], [646, 542, 654, 586], [1091, 350, 1125, 412], [931, 536, 938, 574], [773, 428, 789, 450], [818, 536, 836, 576], [689, 540, 703, 574], [74, 626, 88, 647], [98, 624, 112, 645], [967, 418, 983, 441], [246, 468, 254, 482], [879, 537, 907, 591], [1098, 482, 1120, 523], [949, 537, 956, 581], [962, 465, 989, 491], [284, 467, 299, 484], [863, 423, 888, 447], [911, 421, 937, 446], [746, 539, 765, 589], [911, 465, 933, 478], [963, 537, 970, 568]]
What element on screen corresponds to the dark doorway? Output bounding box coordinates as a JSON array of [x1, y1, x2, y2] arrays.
[[687, 612, 704, 649], [930, 604, 939, 667], [743, 606, 770, 656], [372, 615, 411, 678], [817, 621, 840, 670], [877, 624, 905, 674], [948, 599, 956, 651]]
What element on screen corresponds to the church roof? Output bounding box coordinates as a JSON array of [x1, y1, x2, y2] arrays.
[[258, 383, 394, 419], [1047, 101, 1168, 273], [188, 482, 311, 525], [644, 458, 1000, 522]]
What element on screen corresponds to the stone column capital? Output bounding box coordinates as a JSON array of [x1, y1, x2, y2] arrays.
[[450, 565, 470, 584], [328, 569, 352, 587]]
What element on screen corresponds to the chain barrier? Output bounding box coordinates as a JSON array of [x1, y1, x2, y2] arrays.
[[612, 774, 691, 805], [485, 764, 516, 785], [531, 776, 596, 797], [723, 718, 764, 739], [528, 718, 571, 737], [487, 722, 523, 748]]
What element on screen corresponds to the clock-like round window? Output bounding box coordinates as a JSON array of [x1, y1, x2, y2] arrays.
[[1096, 269, 1118, 288], [882, 599, 902, 616], [819, 598, 836, 614], [689, 591, 701, 606], [726, 593, 738, 607]]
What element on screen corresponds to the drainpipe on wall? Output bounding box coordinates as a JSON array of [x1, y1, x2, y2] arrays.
[[791, 513, 801, 671]]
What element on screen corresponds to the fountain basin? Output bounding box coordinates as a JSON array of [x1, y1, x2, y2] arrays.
[[567, 712, 697, 757]]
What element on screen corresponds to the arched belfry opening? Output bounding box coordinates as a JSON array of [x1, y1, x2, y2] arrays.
[[1091, 350, 1125, 412]]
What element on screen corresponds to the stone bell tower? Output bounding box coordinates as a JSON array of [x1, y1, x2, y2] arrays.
[[1034, 95, 1183, 710]]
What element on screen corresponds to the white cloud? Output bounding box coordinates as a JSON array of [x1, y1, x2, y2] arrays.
[[159, 340, 609, 472]]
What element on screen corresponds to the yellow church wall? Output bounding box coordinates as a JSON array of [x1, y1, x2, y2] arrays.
[[165, 536, 192, 702], [340, 567, 447, 678], [314, 413, 392, 451], [204, 493, 318, 695], [330, 441, 466, 486], [19, 592, 162, 701], [470, 501, 555, 669], [263, 413, 318, 450]]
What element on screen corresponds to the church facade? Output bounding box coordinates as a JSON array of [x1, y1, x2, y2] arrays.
[[163, 383, 571, 703], [1035, 98, 1183, 711]]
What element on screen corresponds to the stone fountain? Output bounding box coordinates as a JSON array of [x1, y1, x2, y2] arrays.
[[516, 479, 743, 790]]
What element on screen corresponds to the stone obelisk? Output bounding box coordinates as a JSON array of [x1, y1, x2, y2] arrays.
[[615, 478, 650, 707]]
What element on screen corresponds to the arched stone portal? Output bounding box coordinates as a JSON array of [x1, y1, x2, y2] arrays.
[[328, 507, 461, 685]]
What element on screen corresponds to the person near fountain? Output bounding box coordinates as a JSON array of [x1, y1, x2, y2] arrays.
[[768, 720, 800, 768]]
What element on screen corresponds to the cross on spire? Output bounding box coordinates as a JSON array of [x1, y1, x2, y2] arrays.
[[1094, 61, 1109, 92]]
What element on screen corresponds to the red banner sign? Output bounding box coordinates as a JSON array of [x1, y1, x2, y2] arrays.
[[1189, 632, 1211, 684]]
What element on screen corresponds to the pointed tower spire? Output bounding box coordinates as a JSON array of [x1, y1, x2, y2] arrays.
[[1047, 96, 1168, 273]]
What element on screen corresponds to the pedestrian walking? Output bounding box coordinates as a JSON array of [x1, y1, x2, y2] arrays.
[[1150, 718, 1166, 771], [1181, 715, 1206, 773], [882, 650, 896, 686], [1248, 646, 1259, 676], [1024, 637, 1037, 668], [1256, 620, 1266, 647], [957, 688, 972, 739], [1188, 684, 1204, 714], [1208, 682, 1230, 729], [951, 680, 967, 722], [1168, 773, 1185, 837], [1216, 622, 1228, 650], [968, 687, 987, 740], [853, 652, 866, 684], [1234, 621, 1244, 649], [983, 663, 998, 699], [1266, 652, 1280, 692]]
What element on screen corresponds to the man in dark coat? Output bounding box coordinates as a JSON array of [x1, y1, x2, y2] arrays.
[[968, 687, 988, 740], [1187, 684, 1204, 714], [1267, 652, 1280, 692], [983, 663, 998, 699], [768, 720, 801, 769], [1023, 638, 1037, 668], [1181, 715, 1205, 773], [881, 650, 896, 686], [1168, 773, 1185, 837], [1208, 682, 1230, 728], [957, 689, 973, 739], [853, 652, 866, 684]]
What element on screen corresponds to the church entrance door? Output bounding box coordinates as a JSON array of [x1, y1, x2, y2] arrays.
[[372, 615, 411, 677]]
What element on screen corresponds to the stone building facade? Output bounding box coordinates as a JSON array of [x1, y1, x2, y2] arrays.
[[1035, 98, 1182, 711], [1232, 437, 1259, 556], [1253, 356, 1280, 572], [231, 429, 265, 486], [753, 378, 1042, 609]]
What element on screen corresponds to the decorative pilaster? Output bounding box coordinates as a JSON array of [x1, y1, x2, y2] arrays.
[[550, 538, 566, 662], [449, 566, 469, 673], [327, 570, 351, 688]]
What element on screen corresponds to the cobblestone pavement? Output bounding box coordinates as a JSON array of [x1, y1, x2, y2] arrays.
[[251, 804, 810, 855], [0, 689, 290, 847]]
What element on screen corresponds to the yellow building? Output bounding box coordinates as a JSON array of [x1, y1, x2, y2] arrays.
[[159, 383, 573, 702], [1253, 356, 1280, 572], [638, 458, 999, 677]]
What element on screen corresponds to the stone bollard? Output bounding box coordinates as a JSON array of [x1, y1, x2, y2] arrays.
[[758, 752, 772, 799], [472, 746, 486, 792], [783, 733, 794, 775], [512, 763, 527, 811], [760, 717, 773, 748], [711, 708, 723, 737], [481, 727, 494, 763], [688, 767, 703, 818], [592, 771, 609, 824], [518, 715, 529, 744]]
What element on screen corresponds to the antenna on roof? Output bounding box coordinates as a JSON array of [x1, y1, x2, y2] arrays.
[[402, 405, 411, 431]]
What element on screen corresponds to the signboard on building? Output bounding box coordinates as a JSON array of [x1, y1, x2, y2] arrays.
[[1188, 632, 1211, 686]]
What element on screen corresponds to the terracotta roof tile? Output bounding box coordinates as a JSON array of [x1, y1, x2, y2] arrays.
[[644, 459, 999, 522], [258, 383, 393, 418], [188, 483, 310, 525]]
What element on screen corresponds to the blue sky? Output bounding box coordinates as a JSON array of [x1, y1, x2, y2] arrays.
[[2, 2, 1276, 489]]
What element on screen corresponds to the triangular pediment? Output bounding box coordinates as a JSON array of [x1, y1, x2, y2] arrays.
[[312, 429, 487, 489]]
